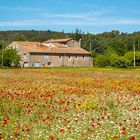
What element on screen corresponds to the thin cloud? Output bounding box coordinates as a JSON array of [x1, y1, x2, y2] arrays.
[[41, 12, 102, 19], [0, 20, 43, 27], [0, 17, 140, 27], [0, 6, 140, 27], [0, 6, 47, 12]]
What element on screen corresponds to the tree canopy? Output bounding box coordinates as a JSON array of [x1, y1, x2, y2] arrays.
[[0, 40, 21, 67]]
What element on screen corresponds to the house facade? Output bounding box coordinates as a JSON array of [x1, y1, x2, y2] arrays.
[[9, 38, 93, 67]]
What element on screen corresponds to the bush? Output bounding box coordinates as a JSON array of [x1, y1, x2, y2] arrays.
[[3, 48, 21, 66], [94, 55, 111, 67], [110, 54, 129, 68], [124, 51, 140, 66], [94, 54, 129, 68]]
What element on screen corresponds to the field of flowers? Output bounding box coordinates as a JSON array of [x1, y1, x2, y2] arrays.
[[0, 68, 140, 140]]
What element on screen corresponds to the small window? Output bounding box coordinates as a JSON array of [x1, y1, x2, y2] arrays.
[[24, 62, 29, 67], [83, 55, 85, 59], [68, 55, 71, 60], [59, 55, 62, 59], [47, 62, 51, 65], [34, 62, 40, 68], [76, 55, 78, 59], [23, 54, 27, 60], [44, 54, 48, 59]]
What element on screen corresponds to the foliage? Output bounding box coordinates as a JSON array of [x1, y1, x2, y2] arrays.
[[107, 40, 127, 56], [110, 54, 129, 68], [3, 48, 21, 66], [13, 34, 25, 41], [124, 51, 140, 66], [0, 40, 21, 67], [94, 55, 111, 67], [94, 54, 130, 68]]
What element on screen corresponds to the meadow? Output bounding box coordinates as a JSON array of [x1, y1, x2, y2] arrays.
[[0, 68, 140, 140]]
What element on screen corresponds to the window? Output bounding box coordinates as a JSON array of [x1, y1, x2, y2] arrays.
[[59, 55, 62, 59], [83, 55, 85, 59], [23, 62, 29, 67], [34, 62, 40, 68], [44, 54, 48, 59], [68, 55, 71, 60], [76, 55, 78, 59], [23, 54, 27, 60], [47, 62, 51, 65]]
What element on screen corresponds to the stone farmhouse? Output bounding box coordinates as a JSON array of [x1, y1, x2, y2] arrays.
[[9, 38, 93, 67]]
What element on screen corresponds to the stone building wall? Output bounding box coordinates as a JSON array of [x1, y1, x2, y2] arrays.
[[29, 53, 93, 67], [66, 40, 80, 48]]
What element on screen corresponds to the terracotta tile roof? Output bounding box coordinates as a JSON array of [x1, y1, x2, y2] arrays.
[[11, 41, 91, 55], [52, 43, 67, 48], [13, 41, 49, 53], [46, 43, 90, 54], [47, 47, 90, 54], [44, 38, 72, 43]]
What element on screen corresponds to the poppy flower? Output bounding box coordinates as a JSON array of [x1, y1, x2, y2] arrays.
[[129, 136, 135, 140], [60, 128, 64, 133], [121, 130, 126, 135], [50, 136, 55, 140]]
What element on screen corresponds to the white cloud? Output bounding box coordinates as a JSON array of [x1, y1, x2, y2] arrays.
[[0, 20, 42, 27], [0, 6, 140, 27], [41, 12, 102, 20], [0, 6, 47, 12], [0, 17, 140, 27]]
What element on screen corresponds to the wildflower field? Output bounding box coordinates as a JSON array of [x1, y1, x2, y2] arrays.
[[0, 68, 140, 140]]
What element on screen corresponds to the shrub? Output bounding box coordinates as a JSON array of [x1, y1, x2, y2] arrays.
[[124, 51, 140, 66], [110, 54, 129, 68], [94, 55, 111, 67], [3, 48, 21, 66]]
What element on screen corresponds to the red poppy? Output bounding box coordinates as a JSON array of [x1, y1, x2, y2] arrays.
[[129, 136, 135, 140], [121, 130, 126, 135], [16, 126, 20, 130], [102, 116, 104, 120], [60, 128, 64, 133], [50, 136, 55, 140], [3, 117, 9, 125], [34, 120, 38, 123]]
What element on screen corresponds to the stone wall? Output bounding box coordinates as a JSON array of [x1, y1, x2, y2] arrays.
[[29, 53, 93, 67], [67, 40, 80, 48]]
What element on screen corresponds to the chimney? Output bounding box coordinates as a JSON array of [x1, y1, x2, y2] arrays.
[[79, 39, 82, 48]]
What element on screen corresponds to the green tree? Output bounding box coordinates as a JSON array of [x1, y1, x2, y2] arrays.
[[110, 54, 129, 68], [107, 40, 126, 56], [13, 35, 25, 41], [3, 48, 21, 66], [124, 51, 140, 66], [70, 29, 82, 41], [0, 40, 7, 67], [94, 55, 111, 67]]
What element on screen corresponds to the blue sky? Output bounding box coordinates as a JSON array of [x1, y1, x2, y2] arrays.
[[0, 0, 140, 33]]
